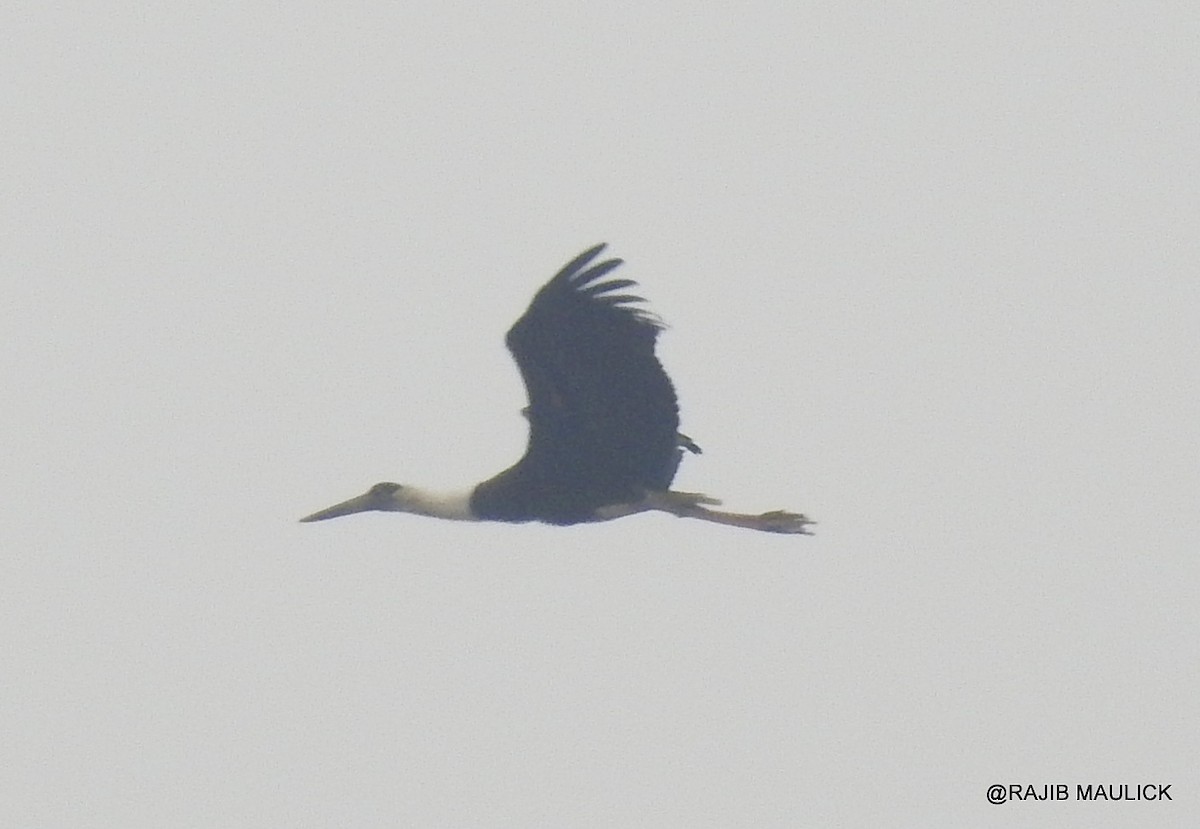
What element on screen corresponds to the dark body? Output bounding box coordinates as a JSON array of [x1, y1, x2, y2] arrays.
[[469, 245, 687, 524]]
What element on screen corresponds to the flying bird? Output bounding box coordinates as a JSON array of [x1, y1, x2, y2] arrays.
[[301, 245, 813, 534]]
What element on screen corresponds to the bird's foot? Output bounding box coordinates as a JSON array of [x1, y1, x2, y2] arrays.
[[756, 510, 816, 535]]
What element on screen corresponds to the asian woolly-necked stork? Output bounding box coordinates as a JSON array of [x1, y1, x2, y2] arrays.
[[300, 245, 813, 534]]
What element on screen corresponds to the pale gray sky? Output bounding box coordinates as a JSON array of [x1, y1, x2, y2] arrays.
[[4, 3, 1197, 827]]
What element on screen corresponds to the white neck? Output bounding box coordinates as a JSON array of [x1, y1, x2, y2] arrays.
[[403, 486, 480, 521]]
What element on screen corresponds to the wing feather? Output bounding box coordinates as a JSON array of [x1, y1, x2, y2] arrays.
[[471, 245, 684, 523]]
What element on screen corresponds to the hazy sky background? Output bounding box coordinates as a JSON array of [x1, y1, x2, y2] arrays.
[[5, 3, 1197, 826]]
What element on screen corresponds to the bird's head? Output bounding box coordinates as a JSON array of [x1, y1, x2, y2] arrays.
[[299, 481, 408, 522]]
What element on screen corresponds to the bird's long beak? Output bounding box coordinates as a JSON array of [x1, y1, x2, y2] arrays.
[[300, 490, 378, 522]]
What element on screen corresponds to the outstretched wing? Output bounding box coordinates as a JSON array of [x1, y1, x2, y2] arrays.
[[471, 245, 683, 523]]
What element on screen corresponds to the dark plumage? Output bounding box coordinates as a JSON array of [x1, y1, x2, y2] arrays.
[[471, 244, 684, 523]]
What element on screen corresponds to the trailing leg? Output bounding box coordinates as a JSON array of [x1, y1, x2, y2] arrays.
[[647, 491, 815, 535]]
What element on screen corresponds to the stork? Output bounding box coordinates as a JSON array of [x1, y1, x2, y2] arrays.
[[301, 245, 814, 534]]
